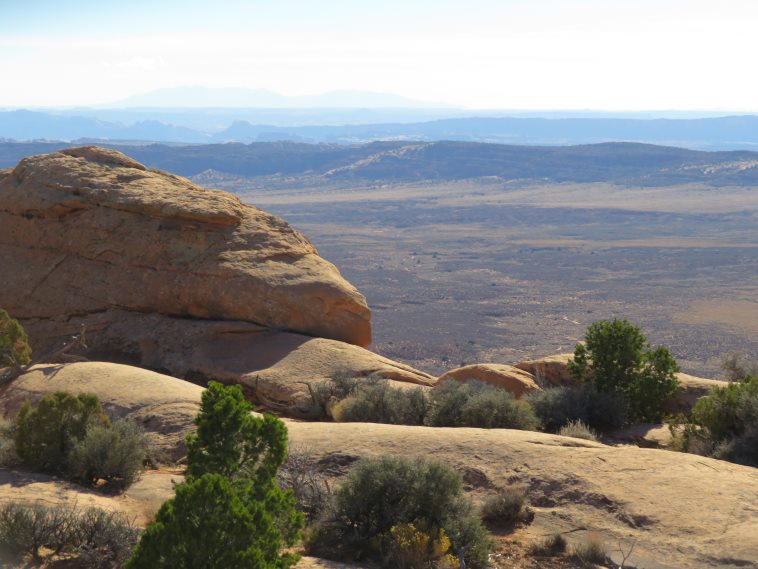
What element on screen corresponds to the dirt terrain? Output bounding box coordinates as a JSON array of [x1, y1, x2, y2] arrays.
[[209, 177, 758, 377]]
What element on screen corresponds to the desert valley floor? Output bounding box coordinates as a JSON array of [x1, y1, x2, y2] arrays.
[[201, 176, 758, 378]]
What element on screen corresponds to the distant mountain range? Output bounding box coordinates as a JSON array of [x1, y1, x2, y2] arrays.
[[2, 140, 757, 187], [3, 108, 758, 151], [102, 87, 451, 109]]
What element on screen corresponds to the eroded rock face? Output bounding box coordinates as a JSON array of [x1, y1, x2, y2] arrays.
[[0, 146, 371, 347], [513, 353, 578, 387], [436, 363, 541, 398], [20, 311, 434, 415]]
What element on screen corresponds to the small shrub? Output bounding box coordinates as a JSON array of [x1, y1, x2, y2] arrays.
[[68, 418, 148, 491], [388, 521, 457, 569], [307, 456, 491, 569], [692, 377, 758, 440], [0, 501, 136, 567], [480, 486, 531, 526], [569, 319, 680, 422], [687, 377, 758, 466], [331, 377, 428, 425], [14, 392, 106, 474], [310, 372, 364, 417], [278, 446, 332, 521], [0, 309, 32, 369], [529, 533, 567, 557], [72, 507, 141, 569], [713, 426, 758, 466], [427, 380, 540, 431], [720, 352, 758, 382], [0, 501, 75, 561], [572, 536, 608, 565], [558, 420, 599, 441], [0, 417, 18, 466], [529, 384, 626, 433]]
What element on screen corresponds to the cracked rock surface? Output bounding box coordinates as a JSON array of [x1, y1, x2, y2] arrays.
[[0, 146, 371, 347]]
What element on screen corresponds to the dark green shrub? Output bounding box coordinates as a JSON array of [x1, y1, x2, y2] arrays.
[[128, 473, 298, 569], [307, 456, 491, 569], [128, 381, 303, 569], [528, 384, 626, 433], [0, 309, 31, 369], [569, 319, 679, 422], [480, 486, 531, 526], [14, 392, 105, 474], [332, 377, 428, 425], [690, 377, 758, 466], [68, 418, 148, 491], [426, 380, 540, 430], [692, 377, 758, 440]]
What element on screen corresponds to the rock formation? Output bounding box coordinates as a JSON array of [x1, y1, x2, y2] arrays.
[[0, 147, 433, 408], [0, 146, 370, 347], [514, 353, 727, 412], [513, 353, 578, 387], [4, 362, 756, 569], [436, 363, 541, 398]]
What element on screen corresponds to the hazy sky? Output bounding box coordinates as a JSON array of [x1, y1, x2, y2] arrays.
[[2, 0, 757, 110]]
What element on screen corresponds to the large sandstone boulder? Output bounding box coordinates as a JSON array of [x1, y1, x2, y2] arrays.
[[513, 353, 578, 387], [0, 146, 370, 347], [436, 363, 540, 398]]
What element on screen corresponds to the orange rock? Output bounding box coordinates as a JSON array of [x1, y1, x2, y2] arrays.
[[435, 363, 541, 398], [513, 353, 579, 387], [0, 146, 370, 347]]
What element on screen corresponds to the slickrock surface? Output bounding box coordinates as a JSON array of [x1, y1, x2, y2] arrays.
[[288, 422, 758, 569], [2, 363, 755, 569], [0, 467, 181, 527], [0, 146, 371, 347], [436, 363, 541, 398]]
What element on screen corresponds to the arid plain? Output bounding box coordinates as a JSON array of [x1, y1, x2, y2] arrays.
[[206, 176, 758, 378]]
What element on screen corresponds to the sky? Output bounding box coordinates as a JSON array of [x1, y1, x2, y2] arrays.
[[1, 0, 758, 110]]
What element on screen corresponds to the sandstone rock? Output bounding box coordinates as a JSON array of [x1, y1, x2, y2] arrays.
[[0, 467, 180, 527], [0, 146, 370, 347], [2, 363, 755, 568], [288, 422, 758, 569], [606, 423, 675, 449], [436, 363, 541, 398], [513, 353, 578, 387], [0, 362, 203, 461], [20, 314, 433, 418]]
